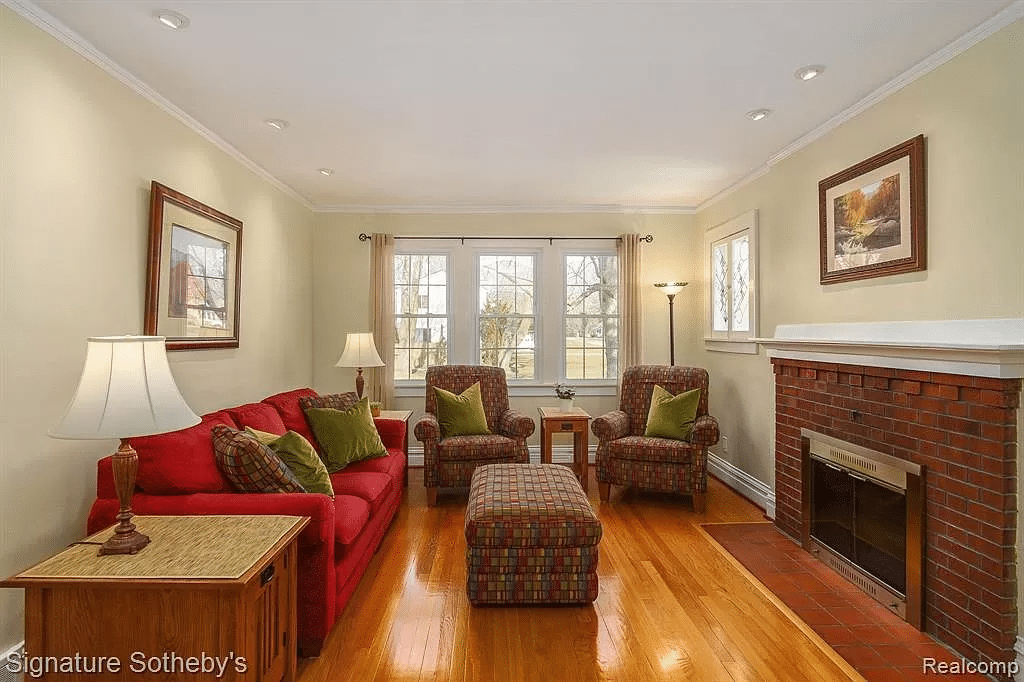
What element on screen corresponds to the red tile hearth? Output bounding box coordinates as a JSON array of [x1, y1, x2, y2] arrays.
[[704, 522, 993, 682]]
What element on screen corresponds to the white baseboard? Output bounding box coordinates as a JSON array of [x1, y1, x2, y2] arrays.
[[708, 453, 773, 514], [407, 444, 594, 468], [1, 641, 24, 682]]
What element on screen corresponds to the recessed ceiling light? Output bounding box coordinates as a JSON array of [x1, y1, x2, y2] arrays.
[[154, 10, 189, 30], [795, 65, 825, 81], [318, 168, 334, 176], [264, 118, 289, 130], [746, 108, 772, 121]]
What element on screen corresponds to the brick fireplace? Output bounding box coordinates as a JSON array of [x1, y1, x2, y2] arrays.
[[761, 320, 1023, 666]]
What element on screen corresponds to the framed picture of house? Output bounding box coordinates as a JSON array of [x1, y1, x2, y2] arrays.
[[144, 181, 242, 350], [819, 135, 925, 285]]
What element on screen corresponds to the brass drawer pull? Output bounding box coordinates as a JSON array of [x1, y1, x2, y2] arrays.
[[560, 422, 574, 430]]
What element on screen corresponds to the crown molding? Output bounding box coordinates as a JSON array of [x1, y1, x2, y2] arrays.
[[3, 0, 314, 210], [700, 0, 1024, 212], [313, 203, 697, 215]]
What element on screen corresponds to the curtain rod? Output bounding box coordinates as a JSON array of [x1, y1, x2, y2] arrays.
[[358, 233, 653, 245]]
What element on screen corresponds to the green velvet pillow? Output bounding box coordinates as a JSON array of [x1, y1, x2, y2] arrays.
[[433, 382, 491, 439], [304, 398, 387, 473], [246, 428, 334, 497], [644, 385, 701, 441]]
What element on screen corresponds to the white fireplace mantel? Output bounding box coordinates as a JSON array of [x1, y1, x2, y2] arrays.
[[753, 318, 1024, 378]]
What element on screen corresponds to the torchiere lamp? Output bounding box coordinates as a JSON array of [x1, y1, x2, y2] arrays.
[[50, 336, 200, 555], [335, 332, 385, 399], [654, 281, 688, 366]]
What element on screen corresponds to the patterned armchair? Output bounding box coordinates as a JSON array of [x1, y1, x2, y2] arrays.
[[593, 365, 720, 511], [414, 365, 535, 505]]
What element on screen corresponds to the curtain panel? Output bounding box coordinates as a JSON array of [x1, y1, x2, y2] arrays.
[[617, 233, 643, 377], [368, 233, 395, 406]]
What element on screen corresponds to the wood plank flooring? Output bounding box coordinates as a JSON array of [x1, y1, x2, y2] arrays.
[[297, 469, 864, 682]]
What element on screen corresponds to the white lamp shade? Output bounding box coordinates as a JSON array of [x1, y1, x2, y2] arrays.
[[335, 332, 385, 368], [50, 336, 201, 440], [655, 281, 688, 296]]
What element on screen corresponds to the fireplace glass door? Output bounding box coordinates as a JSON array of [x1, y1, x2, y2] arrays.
[[810, 457, 907, 595]]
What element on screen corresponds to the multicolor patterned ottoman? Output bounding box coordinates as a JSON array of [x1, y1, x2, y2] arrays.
[[465, 463, 602, 605]]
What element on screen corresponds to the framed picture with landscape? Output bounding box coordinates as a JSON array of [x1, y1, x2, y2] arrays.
[[144, 181, 242, 350], [819, 135, 925, 285]]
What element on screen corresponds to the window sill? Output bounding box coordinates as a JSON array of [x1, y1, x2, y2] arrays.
[[396, 382, 618, 399], [704, 339, 760, 355]]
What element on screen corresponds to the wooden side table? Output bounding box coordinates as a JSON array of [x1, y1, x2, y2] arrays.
[[1, 515, 308, 682], [538, 406, 591, 493], [378, 409, 413, 487]]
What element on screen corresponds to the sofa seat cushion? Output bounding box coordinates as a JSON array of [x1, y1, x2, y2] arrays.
[[133, 410, 236, 494], [333, 494, 370, 546], [262, 388, 319, 446], [343, 448, 405, 483], [226, 403, 288, 435], [439, 434, 518, 462], [329, 471, 393, 515], [606, 435, 695, 463]]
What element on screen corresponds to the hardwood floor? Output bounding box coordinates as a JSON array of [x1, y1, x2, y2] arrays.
[[297, 469, 863, 682]]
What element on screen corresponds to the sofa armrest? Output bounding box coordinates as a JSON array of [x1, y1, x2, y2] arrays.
[[373, 417, 407, 452], [592, 410, 629, 442], [87, 492, 336, 547], [691, 415, 720, 448], [498, 410, 535, 440], [414, 414, 440, 443]]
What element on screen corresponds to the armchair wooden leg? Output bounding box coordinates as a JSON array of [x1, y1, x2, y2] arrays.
[[426, 487, 438, 507], [692, 492, 706, 513], [598, 482, 610, 502]]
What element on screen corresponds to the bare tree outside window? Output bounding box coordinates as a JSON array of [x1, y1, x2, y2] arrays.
[[565, 255, 618, 379], [478, 255, 535, 379], [393, 254, 448, 380]]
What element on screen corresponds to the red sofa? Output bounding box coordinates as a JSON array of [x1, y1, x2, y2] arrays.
[[87, 388, 406, 656]]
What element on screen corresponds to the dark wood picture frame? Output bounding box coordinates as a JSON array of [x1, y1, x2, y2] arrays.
[[819, 135, 925, 285], [144, 181, 242, 350]]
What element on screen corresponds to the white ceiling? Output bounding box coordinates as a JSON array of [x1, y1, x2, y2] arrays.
[[19, 0, 1021, 211]]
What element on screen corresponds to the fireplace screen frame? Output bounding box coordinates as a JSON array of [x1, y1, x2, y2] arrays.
[[800, 429, 924, 629]]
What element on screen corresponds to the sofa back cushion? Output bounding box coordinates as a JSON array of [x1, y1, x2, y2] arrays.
[[262, 388, 320, 444], [226, 402, 288, 435], [133, 410, 237, 494]]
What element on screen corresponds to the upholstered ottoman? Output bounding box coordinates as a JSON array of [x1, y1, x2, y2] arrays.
[[465, 463, 602, 605]]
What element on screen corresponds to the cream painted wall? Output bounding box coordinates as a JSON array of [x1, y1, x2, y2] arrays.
[[312, 212, 698, 445], [0, 7, 315, 652], [694, 19, 1024, 488]]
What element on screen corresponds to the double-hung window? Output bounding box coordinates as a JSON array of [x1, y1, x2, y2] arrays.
[[393, 240, 619, 393], [705, 210, 758, 353]]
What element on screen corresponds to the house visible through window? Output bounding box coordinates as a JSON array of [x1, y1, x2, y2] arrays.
[[393, 241, 618, 388], [706, 210, 758, 351]]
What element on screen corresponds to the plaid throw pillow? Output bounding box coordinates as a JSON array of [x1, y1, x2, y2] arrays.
[[299, 392, 359, 413], [211, 425, 305, 494]]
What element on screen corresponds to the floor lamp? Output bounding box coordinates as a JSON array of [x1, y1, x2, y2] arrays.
[[50, 336, 200, 555], [654, 282, 688, 366]]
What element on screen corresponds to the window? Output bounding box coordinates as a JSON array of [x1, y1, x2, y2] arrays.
[[393, 241, 618, 392], [705, 210, 758, 352], [564, 255, 618, 379], [394, 254, 448, 380], [478, 255, 536, 380]]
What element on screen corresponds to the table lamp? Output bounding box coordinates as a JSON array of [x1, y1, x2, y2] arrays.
[[654, 281, 688, 366], [335, 332, 385, 399], [50, 336, 200, 555]]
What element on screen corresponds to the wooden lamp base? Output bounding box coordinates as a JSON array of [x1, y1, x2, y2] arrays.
[[99, 440, 150, 556]]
